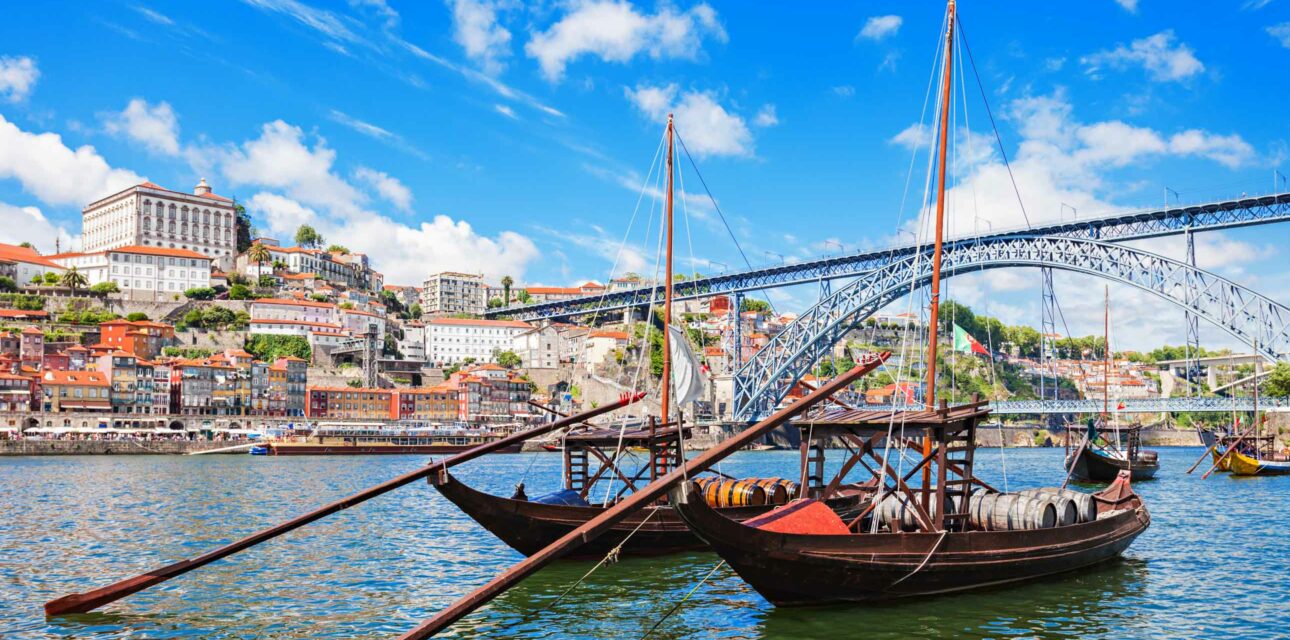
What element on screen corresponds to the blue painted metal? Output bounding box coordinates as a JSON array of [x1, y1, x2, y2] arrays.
[[493, 192, 1290, 322], [733, 235, 1290, 420], [865, 397, 1290, 415]]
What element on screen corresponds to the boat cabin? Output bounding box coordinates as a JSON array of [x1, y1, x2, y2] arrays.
[[560, 418, 690, 503]]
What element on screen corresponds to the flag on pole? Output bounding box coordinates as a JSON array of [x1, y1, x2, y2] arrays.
[[952, 323, 989, 355], [1116, 401, 1126, 410]]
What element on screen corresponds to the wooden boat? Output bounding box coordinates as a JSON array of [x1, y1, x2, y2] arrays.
[[670, 0, 1149, 607], [671, 403, 1150, 604], [1064, 423, 1159, 482], [1226, 449, 1290, 476], [433, 421, 867, 558], [264, 424, 521, 455]]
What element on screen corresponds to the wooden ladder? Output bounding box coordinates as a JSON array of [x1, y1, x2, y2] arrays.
[[939, 422, 977, 528]]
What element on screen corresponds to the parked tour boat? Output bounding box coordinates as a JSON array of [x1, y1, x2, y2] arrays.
[[263, 424, 522, 455]]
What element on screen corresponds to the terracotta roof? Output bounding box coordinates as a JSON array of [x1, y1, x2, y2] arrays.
[[198, 192, 232, 202], [112, 245, 212, 259], [427, 317, 531, 329], [589, 330, 629, 340], [20, 325, 44, 333], [43, 370, 109, 386], [308, 386, 394, 394], [339, 308, 382, 318], [0, 243, 64, 269]]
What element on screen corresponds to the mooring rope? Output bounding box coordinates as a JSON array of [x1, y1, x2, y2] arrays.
[[538, 507, 660, 613], [888, 529, 949, 588], [638, 560, 727, 639]]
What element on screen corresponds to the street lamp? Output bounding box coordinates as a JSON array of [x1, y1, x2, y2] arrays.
[[765, 251, 785, 265], [1059, 202, 1077, 222], [822, 240, 843, 255], [1163, 187, 1180, 208]]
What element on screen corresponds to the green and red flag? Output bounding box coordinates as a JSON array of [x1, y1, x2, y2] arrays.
[[952, 323, 989, 355]]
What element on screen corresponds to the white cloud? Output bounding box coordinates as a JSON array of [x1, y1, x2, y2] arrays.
[[241, 0, 361, 45], [353, 166, 413, 213], [1268, 23, 1290, 48], [0, 113, 144, 207], [494, 103, 517, 119], [250, 192, 538, 284], [351, 0, 399, 29], [857, 15, 902, 41], [1114, 0, 1138, 12], [1167, 129, 1255, 168], [832, 85, 855, 97], [449, 0, 512, 75], [103, 98, 180, 155], [0, 55, 39, 102], [216, 120, 364, 214], [327, 109, 429, 159], [624, 83, 753, 157], [753, 104, 778, 127], [1080, 30, 1204, 82], [0, 201, 78, 253], [526, 1, 726, 82]]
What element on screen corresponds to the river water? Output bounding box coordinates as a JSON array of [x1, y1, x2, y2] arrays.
[[1, 447, 1285, 639]]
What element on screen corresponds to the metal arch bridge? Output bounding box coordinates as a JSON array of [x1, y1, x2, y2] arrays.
[[489, 192, 1290, 322], [865, 397, 1290, 415], [733, 234, 1290, 420]]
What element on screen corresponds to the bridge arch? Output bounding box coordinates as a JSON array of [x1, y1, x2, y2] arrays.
[[734, 235, 1290, 419]]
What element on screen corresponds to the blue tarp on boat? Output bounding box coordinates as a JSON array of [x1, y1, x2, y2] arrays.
[[532, 489, 591, 506]]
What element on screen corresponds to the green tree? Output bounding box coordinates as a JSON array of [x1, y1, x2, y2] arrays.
[[18, 242, 33, 249], [309, 293, 328, 302], [487, 297, 504, 309], [42, 272, 60, 285], [493, 349, 522, 368], [409, 303, 422, 319], [516, 289, 532, 304], [126, 312, 149, 322], [338, 301, 355, 310], [326, 244, 350, 254], [294, 224, 325, 249], [1265, 362, 1290, 397], [0, 276, 14, 292], [228, 284, 253, 300], [501, 275, 513, 306], [244, 333, 312, 361], [60, 267, 88, 293], [740, 298, 771, 313], [234, 203, 254, 253], [89, 281, 119, 295], [184, 287, 216, 300], [347, 379, 363, 388], [257, 274, 277, 288], [247, 242, 272, 271]]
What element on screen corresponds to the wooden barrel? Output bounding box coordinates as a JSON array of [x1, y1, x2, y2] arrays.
[[1019, 487, 1096, 523], [970, 493, 1056, 531], [745, 477, 798, 505], [879, 492, 956, 532], [702, 479, 767, 508]]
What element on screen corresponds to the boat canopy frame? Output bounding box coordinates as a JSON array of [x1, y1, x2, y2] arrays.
[[562, 417, 690, 502]]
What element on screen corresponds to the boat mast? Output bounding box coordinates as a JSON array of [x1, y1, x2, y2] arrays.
[[661, 114, 676, 423], [924, 0, 955, 410]]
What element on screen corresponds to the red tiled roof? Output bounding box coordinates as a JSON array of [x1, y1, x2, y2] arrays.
[[0, 243, 64, 269], [250, 319, 343, 329], [112, 245, 211, 259], [252, 298, 336, 309], [43, 370, 109, 386], [589, 330, 629, 340], [20, 324, 44, 332]]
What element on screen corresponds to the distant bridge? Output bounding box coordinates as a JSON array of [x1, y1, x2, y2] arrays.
[[967, 397, 1287, 415], [492, 192, 1290, 322]]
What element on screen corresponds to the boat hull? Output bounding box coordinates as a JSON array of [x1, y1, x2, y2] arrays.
[[1227, 450, 1290, 476], [432, 473, 860, 559], [266, 442, 524, 455], [1066, 447, 1158, 482], [671, 482, 1149, 605]]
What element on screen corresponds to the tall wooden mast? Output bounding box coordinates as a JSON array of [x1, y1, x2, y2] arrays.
[[1103, 285, 1110, 420], [661, 114, 676, 422], [924, 0, 955, 410]]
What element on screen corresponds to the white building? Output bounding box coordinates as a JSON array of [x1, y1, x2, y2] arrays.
[[422, 272, 486, 316], [49, 245, 211, 299], [250, 298, 338, 326], [81, 179, 237, 271], [339, 307, 386, 337], [426, 317, 532, 364], [512, 324, 561, 369], [398, 322, 427, 360], [0, 244, 65, 284], [584, 330, 630, 371]]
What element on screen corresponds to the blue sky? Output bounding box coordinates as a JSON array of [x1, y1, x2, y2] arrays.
[[0, 0, 1288, 349]]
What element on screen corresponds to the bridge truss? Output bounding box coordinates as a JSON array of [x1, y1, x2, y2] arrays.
[[492, 193, 1290, 322], [733, 235, 1290, 420]]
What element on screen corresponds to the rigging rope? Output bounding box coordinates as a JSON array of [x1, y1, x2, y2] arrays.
[[637, 560, 727, 640]]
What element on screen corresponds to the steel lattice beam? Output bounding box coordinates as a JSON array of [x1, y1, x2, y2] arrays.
[[866, 397, 1290, 415], [733, 235, 1290, 420], [493, 192, 1290, 322]]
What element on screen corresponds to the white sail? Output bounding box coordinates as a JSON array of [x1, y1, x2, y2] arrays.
[[668, 325, 704, 407]]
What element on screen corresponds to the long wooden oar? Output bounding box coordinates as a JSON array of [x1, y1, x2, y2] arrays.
[[396, 353, 889, 640], [1060, 434, 1090, 490], [1201, 435, 1247, 480], [1185, 443, 1219, 474], [44, 393, 645, 617]]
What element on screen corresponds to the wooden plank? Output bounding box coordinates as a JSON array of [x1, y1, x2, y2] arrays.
[[394, 354, 890, 640]]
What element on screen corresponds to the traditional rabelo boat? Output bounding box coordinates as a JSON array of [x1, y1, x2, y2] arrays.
[[431, 114, 863, 558], [1212, 384, 1290, 476], [667, 0, 1150, 607], [1064, 287, 1159, 482], [259, 424, 523, 456]]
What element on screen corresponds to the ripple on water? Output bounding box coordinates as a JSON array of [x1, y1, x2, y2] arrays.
[[2, 448, 1288, 638]]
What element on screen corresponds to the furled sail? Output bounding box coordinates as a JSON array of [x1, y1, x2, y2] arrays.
[[668, 325, 704, 406]]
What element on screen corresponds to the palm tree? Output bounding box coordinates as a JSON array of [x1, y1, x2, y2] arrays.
[[247, 243, 272, 273], [60, 267, 88, 293], [501, 275, 513, 307]]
